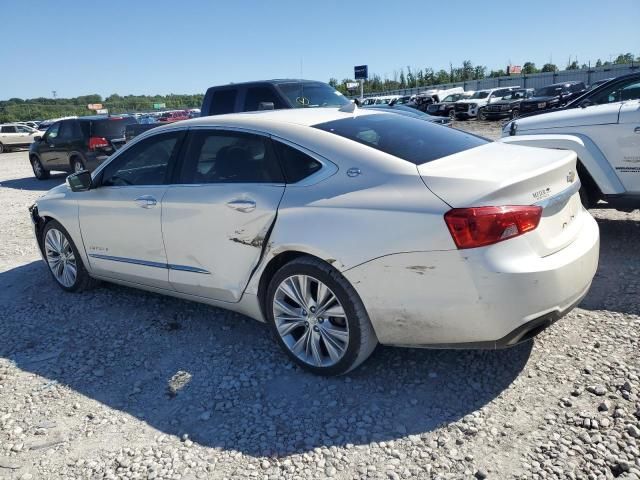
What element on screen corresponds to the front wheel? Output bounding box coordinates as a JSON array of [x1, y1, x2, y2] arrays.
[[477, 108, 487, 121], [0, 142, 4, 154], [266, 256, 378, 376], [42, 220, 96, 292], [31, 156, 50, 179], [511, 108, 520, 119], [448, 109, 456, 120]]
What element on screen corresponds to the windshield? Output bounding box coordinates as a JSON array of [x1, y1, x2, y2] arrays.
[[313, 113, 487, 165], [534, 85, 564, 97], [276, 82, 349, 108], [470, 91, 490, 99]]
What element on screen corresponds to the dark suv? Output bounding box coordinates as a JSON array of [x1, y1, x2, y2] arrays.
[[519, 81, 586, 115], [484, 88, 534, 120], [29, 116, 136, 179], [200, 79, 349, 116]]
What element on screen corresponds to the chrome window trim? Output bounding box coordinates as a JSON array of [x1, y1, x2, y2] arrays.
[[181, 125, 338, 187], [533, 179, 582, 209]]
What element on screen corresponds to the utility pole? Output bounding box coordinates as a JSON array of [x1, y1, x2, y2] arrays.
[[52, 90, 57, 99]]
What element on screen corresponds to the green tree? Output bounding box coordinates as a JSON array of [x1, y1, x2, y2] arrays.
[[541, 63, 558, 73], [522, 62, 538, 74]]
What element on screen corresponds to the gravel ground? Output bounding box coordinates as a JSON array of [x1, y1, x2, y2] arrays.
[[0, 122, 639, 479]]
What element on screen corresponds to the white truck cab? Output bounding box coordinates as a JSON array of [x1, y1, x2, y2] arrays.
[[453, 87, 519, 120]]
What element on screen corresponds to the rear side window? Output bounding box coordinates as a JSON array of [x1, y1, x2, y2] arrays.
[[1, 126, 17, 133], [83, 118, 136, 139], [273, 141, 322, 183], [314, 113, 488, 165], [244, 87, 286, 111], [210, 89, 238, 115], [179, 130, 284, 184]]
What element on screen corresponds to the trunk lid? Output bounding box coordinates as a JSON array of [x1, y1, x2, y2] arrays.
[[418, 142, 583, 256]]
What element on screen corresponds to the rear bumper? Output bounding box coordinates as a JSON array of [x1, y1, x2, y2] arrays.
[[343, 212, 600, 347]]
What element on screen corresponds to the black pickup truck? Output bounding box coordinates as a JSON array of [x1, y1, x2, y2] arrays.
[[519, 81, 586, 116], [200, 79, 349, 115], [483, 88, 534, 120]]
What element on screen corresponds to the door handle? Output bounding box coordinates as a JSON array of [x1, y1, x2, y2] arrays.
[[634, 126, 640, 134], [226, 199, 256, 213], [134, 195, 157, 208]]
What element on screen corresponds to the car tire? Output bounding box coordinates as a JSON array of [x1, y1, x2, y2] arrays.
[[31, 156, 50, 180], [41, 219, 97, 292], [0, 142, 4, 154], [477, 108, 487, 121], [266, 256, 378, 376], [511, 109, 520, 119], [71, 157, 86, 173], [448, 109, 456, 120]]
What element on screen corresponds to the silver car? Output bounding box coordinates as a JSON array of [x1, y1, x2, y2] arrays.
[[30, 107, 599, 375]]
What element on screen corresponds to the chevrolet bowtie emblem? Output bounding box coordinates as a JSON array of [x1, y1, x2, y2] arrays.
[[567, 171, 576, 183]]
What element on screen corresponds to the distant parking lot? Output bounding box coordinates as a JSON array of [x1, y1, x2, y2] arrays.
[[0, 121, 639, 479]]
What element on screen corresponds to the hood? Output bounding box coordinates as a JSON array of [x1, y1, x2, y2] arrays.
[[456, 99, 483, 104], [509, 102, 622, 132]]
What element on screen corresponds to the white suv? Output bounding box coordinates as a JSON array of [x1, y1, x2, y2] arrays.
[[0, 123, 41, 153], [500, 95, 640, 211], [454, 87, 519, 120]]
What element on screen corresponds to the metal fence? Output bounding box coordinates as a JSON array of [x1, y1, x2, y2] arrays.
[[361, 63, 639, 98]]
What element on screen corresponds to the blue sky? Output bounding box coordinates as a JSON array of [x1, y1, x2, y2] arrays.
[[2, 0, 638, 99]]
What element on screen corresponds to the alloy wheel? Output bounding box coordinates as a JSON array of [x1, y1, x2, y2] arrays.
[[44, 228, 77, 288], [32, 158, 43, 176], [74, 160, 84, 173], [273, 274, 349, 368]]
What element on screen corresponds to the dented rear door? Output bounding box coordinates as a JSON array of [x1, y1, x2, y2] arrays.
[[161, 129, 285, 302]]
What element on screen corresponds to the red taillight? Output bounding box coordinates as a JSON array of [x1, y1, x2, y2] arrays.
[[89, 136, 109, 150], [444, 206, 542, 249]]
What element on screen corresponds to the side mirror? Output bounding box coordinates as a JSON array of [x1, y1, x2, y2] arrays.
[[33, 135, 42, 142], [67, 170, 92, 192], [258, 102, 275, 110]]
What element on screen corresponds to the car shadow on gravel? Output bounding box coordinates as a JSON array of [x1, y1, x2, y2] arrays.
[[579, 216, 640, 315], [1, 261, 532, 458], [0, 174, 66, 191]]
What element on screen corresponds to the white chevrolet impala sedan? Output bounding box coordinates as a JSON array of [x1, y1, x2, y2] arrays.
[[30, 107, 600, 375]]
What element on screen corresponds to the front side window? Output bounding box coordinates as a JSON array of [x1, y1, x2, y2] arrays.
[[470, 91, 490, 99], [314, 113, 488, 165], [44, 122, 60, 140], [179, 130, 284, 184], [210, 89, 238, 115], [588, 79, 640, 105], [16, 125, 33, 133], [101, 132, 181, 187]]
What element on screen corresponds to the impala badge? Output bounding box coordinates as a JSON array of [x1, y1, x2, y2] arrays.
[[567, 171, 575, 183]]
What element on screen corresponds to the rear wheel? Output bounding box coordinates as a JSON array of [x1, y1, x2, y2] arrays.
[[42, 220, 96, 292], [448, 109, 456, 120], [266, 256, 378, 376], [511, 108, 520, 119], [31, 156, 50, 180]]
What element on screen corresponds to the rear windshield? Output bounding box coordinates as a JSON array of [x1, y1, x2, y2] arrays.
[[80, 118, 137, 139], [314, 113, 487, 165], [276, 82, 349, 108]]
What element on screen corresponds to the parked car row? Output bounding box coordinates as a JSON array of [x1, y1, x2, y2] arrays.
[[362, 74, 640, 122]]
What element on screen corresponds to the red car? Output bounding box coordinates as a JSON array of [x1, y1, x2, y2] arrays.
[[158, 111, 189, 123]]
